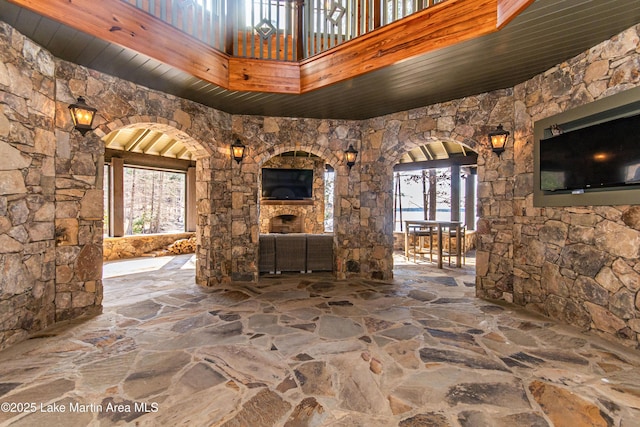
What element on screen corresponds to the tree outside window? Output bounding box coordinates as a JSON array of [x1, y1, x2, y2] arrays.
[[123, 167, 186, 235]]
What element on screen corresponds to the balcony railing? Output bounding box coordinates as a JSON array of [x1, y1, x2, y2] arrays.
[[124, 0, 450, 61]]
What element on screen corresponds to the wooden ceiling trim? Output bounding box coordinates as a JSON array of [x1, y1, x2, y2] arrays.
[[420, 146, 434, 160], [142, 133, 165, 154], [393, 155, 477, 172], [124, 129, 149, 152], [105, 148, 195, 171], [6, 0, 533, 96], [175, 147, 189, 159], [159, 139, 180, 156], [228, 58, 300, 94], [497, 0, 536, 29], [299, 0, 499, 92], [6, 0, 230, 88]]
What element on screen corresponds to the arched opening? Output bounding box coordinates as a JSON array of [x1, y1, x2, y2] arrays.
[[392, 140, 478, 272], [256, 150, 337, 275], [98, 122, 212, 284]]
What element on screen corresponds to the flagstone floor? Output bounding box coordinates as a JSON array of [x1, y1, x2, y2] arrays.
[[1, 253, 640, 426]]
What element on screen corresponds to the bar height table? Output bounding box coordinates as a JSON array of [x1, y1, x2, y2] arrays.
[[404, 220, 463, 268]]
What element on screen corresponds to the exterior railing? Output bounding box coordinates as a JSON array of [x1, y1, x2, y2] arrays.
[[124, 0, 450, 61]]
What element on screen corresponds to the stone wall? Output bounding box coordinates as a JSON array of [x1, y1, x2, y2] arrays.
[[259, 156, 326, 234], [0, 21, 230, 348], [0, 23, 59, 349], [478, 25, 640, 347], [3, 16, 640, 350], [232, 116, 361, 280], [103, 232, 195, 260]]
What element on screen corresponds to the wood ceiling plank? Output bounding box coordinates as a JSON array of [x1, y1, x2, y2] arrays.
[[300, 0, 499, 92], [6, 0, 230, 87], [142, 132, 165, 154], [4, 0, 538, 101], [159, 139, 179, 156]]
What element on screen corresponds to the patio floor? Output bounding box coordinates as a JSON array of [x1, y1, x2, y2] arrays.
[[0, 252, 639, 426]]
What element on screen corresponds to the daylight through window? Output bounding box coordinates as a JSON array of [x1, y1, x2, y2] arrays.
[[123, 167, 186, 235]]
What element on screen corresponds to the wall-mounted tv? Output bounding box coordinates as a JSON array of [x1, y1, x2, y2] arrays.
[[540, 113, 640, 192], [261, 168, 313, 200]]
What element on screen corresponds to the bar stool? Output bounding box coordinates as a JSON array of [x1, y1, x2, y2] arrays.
[[411, 225, 436, 263], [443, 224, 466, 266]]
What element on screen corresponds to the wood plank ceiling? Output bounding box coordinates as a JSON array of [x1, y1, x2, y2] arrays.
[[1, 0, 639, 122]]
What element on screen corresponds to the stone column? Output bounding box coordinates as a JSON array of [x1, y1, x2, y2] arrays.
[[230, 156, 258, 282], [54, 116, 104, 322], [333, 165, 360, 279]]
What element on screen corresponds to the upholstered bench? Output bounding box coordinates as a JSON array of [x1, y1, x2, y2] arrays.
[[305, 234, 333, 272], [259, 233, 334, 274], [258, 234, 276, 274], [275, 233, 307, 273]]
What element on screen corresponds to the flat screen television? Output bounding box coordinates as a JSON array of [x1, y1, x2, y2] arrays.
[[261, 168, 313, 200], [540, 113, 640, 192]]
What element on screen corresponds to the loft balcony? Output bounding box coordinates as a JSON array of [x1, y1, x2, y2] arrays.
[[120, 0, 454, 62], [4, 0, 532, 94]]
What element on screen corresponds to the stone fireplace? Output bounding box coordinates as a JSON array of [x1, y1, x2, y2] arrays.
[[259, 156, 326, 235], [269, 214, 304, 233]]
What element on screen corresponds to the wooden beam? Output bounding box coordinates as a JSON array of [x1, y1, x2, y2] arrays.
[[300, 0, 499, 92], [110, 157, 124, 237], [450, 163, 460, 222], [105, 148, 195, 171], [7, 0, 230, 87], [228, 58, 301, 94], [186, 167, 197, 232], [497, 0, 536, 29], [465, 172, 476, 230], [124, 128, 150, 152], [393, 155, 477, 172], [7, 0, 532, 95], [141, 132, 164, 154]]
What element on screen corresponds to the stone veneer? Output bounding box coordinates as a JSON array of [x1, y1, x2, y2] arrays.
[[103, 232, 195, 260], [498, 26, 640, 346], [1, 18, 640, 349], [259, 156, 326, 234]]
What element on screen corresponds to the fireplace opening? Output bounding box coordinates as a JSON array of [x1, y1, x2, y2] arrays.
[[269, 214, 303, 233]]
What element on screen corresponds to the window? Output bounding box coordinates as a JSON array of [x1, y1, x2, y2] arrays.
[[123, 167, 186, 235], [324, 169, 334, 231]]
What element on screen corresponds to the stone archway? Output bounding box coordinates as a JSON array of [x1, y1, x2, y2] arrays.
[[96, 119, 216, 288], [252, 146, 343, 277], [388, 139, 480, 268], [363, 117, 486, 278]]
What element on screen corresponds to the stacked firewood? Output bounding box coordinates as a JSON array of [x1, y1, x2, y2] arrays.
[[167, 236, 196, 254]]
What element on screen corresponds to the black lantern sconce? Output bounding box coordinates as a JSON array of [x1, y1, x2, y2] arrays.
[[488, 124, 510, 157], [68, 96, 97, 136], [231, 139, 246, 164], [345, 144, 358, 169]]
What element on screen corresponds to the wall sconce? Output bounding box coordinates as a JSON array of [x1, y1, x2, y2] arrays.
[[488, 124, 510, 157], [231, 139, 246, 163], [68, 96, 97, 136], [345, 144, 358, 169]]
